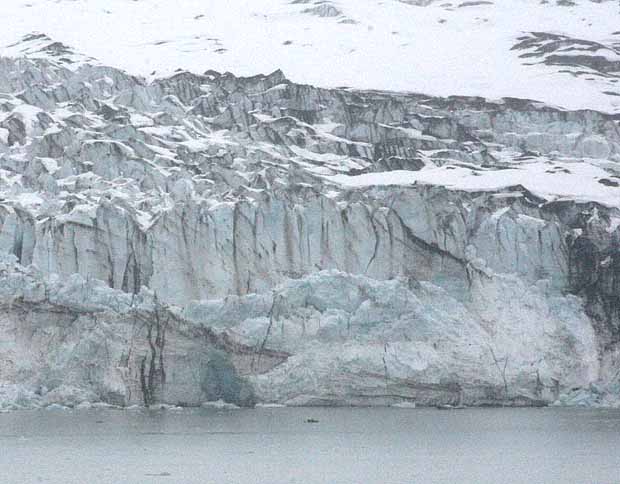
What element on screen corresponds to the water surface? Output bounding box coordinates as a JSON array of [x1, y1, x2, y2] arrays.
[[1, 407, 619, 484]]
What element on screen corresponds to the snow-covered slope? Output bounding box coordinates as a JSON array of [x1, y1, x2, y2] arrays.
[[3, 0, 620, 112]]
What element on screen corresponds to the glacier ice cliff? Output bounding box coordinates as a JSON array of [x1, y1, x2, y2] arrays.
[[0, 34, 619, 409]]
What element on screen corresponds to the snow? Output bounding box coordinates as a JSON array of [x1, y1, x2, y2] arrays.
[[1, 0, 619, 113], [290, 145, 353, 164], [179, 130, 237, 152], [14, 192, 44, 207], [39, 157, 60, 174], [56, 203, 98, 226], [378, 124, 437, 142], [607, 217, 620, 234], [129, 113, 154, 128], [327, 159, 620, 208], [2, 103, 45, 135]]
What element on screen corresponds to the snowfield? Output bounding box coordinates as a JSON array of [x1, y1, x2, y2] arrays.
[[3, 0, 620, 112], [327, 158, 620, 209]]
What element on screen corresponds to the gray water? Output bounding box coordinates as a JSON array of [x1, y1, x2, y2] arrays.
[[1, 407, 619, 484]]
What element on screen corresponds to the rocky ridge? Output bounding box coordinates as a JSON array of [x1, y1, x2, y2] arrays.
[[0, 34, 619, 409]]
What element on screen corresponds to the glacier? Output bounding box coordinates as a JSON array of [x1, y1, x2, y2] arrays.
[[0, 29, 619, 409]]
